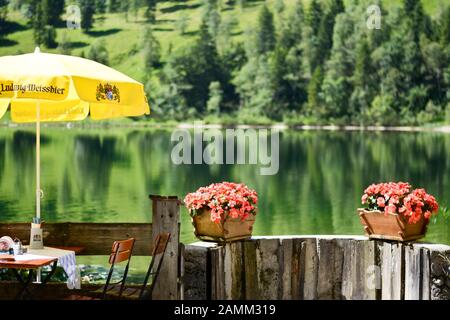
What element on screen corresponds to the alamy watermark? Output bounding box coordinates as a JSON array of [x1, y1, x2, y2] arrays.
[[171, 125, 280, 176], [366, 5, 381, 30]]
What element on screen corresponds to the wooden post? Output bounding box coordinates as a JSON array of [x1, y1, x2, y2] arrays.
[[381, 242, 404, 300], [299, 238, 318, 300], [150, 195, 181, 300], [405, 245, 422, 300], [211, 246, 225, 299], [182, 242, 217, 300], [256, 238, 281, 300], [342, 240, 377, 300], [243, 239, 258, 299], [316, 238, 345, 299]]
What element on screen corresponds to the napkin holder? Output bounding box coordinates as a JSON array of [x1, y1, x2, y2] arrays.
[[30, 223, 44, 249]]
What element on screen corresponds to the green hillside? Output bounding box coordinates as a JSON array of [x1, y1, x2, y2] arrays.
[[0, 0, 446, 83], [0, 0, 449, 125]]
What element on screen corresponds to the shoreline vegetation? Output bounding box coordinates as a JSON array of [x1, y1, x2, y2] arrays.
[[1, 118, 450, 133]]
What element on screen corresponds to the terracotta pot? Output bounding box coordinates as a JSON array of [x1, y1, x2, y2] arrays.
[[358, 208, 428, 242], [191, 208, 256, 242]]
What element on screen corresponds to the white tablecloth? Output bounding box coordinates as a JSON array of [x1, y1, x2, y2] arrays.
[[25, 247, 77, 287]]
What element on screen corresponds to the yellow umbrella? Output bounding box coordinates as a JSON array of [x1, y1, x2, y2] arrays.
[[0, 47, 150, 221]]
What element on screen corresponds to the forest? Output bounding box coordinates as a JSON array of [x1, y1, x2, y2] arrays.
[[0, 0, 449, 125]]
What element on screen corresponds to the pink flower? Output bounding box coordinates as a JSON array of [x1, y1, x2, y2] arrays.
[[385, 205, 397, 215], [377, 197, 385, 208], [361, 194, 368, 204], [361, 182, 439, 224], [184, 182, 258, 223]]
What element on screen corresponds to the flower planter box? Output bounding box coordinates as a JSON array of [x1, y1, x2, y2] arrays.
[[192, 209, 256, 242], [358, 208, 428, 242]]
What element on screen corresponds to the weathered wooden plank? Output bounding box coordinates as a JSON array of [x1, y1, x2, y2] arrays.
[[211, 246, 225, 300], [0, 222, 153, 255], [359, 240, 378, 300], [405, 245, 421, 300], [299, 238, 318, 300], [421, 248, 430, 300], [243, 240, 258, 300], [229, 242, 244, 300], [381, 242, 403, 300], [179, 243, 185, 300], [66, 223, 153, 255], [291, 239, 303, 300], [183, 243, 213, 300], [223, 243, 232, 300], [150, 195, 181, 300], [256, 238, 281, 300], [280, 238, 293, 300], [316, 238, 345, 299], [342, 240, 377, 300]]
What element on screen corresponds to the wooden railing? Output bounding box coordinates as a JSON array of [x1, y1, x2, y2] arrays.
[[0, 222, 153, 255]]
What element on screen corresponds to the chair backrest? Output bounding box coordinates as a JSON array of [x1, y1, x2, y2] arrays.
[[139, 233, 171, 300], [103, 238, 136, 299], [109, 238, 135, 264]]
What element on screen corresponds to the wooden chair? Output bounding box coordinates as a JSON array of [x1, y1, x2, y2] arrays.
[[105, 233, 171, 300], [65, 238, 136, 300]]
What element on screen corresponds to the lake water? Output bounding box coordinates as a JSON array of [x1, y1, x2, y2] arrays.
[[0, 126, 449, 246]]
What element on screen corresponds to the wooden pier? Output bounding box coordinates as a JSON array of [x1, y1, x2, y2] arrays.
[[182, 236, 450, 300]]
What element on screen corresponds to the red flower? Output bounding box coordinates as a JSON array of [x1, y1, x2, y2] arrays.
[[361, 182, 439, 224], [377, 197, 386, 208], [184, 182, 258, 223]]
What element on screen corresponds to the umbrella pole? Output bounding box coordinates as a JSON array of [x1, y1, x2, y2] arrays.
[[36, 100, 40, 220]]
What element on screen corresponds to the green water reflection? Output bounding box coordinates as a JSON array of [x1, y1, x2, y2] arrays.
[[0, 127, 448, 245]]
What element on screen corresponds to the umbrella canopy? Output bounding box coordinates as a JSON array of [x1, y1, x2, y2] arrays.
[[0, 48, 150, 220]]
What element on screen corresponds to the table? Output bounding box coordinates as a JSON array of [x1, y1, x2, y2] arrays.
[[0, 247, 78, 299], [0, 255, 57, 299]]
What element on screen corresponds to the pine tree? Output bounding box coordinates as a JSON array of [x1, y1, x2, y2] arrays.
[[207, 81, 223, 115], [88, 41, 109, 65], [403, 0, 431, 41], [79, 0, 95, 33], [307, 66, 323, 114], [321, 13, 355, 119], [96, 0, 107, 14], [42, 25, 57, 48], [142, 27, 161, 70], [42, 0, 65, 26], [33, 2, 46, 46], [279, 0, 304, 49], [256, 6, 276, 55], [307, 0, 322, 35], [108, 0, 120, 13], [439, 7, 450, 46], [58, 32, 72, 55], [0, 0, 8, 36], [316, 0, 344, 65], [145, 0, 157, 23], [202, 0, 221, 39], [350, 37, 374, 116], [162, 21, 229, 113], [302, 0, 323, 74]]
